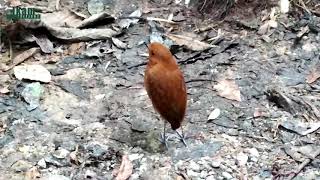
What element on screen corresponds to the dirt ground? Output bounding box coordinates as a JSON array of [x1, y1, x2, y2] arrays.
[[0, 0, 320, 179]]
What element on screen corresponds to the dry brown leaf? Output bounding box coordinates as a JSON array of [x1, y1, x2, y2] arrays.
[[0, 86, 10, 94], [176, 175, 184, 180], [25, 167, 40, 180], [68, 42, 85, 55], [253, 108, 269, 118], [12, 48, 40, 65], [166, 34, 214, 51], [306, 70, 320, 84], [114, 155, 133, 180], [41, 9, 84, 28], [33, 34, 54, 53], [214, 78, 241, 101], [0, 121, 7, 134], [7, 0, 21, 6], [70, 145, 80, 165], [258, 22, 270, 35], [2, 47, 40, 72]]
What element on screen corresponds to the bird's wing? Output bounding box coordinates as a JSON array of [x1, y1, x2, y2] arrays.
[[145, 64, 187, 125]]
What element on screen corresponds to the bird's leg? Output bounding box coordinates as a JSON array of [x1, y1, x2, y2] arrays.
[[159, 121, 169, 148], [175, 127, 187, 147]]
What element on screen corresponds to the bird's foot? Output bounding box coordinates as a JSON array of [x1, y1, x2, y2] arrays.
[[159, 132, 170, 149], [159, 133, 177, 149], [175, 130, 188, 147]]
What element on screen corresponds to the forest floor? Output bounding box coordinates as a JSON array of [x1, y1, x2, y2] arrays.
[[0, 0, 320, 179]]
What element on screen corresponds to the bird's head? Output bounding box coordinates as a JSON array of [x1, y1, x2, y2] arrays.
[[146, 42, 177, 67]]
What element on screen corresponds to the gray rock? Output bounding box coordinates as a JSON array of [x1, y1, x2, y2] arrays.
[[85, 170, 97, 179], [236, 152, 248, 166], [40, 174, 71, 180], [210, 160, 221, 168], [52, 148, 70, 159], [187, 169, 199, 177], [37, 158, 47, 168], [171, 141, 223, 161], [222, 172, 233, 179], [248, 148, 259, 157], [189, 160, 201, 172], [11, 160, 33, 172], [206, 175, 216, 180], [44, 155, 68, 167], [199, 170, 208, 178]]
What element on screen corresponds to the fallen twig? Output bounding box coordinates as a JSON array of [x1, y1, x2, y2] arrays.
[[2, 47, 40, 72], [56, 0, 61, 10], [287, 148, 320, 180], [117, 16, 178, 24]]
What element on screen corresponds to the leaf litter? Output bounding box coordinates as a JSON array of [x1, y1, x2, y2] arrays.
[[0, 0, 320, 179]]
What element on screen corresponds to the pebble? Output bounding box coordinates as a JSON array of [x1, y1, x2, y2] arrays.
[[37, 158, 47, 168], [248, 148, 260, 157], [175, 160, 185, 171], [52, 148, 70, 159], [188, 160, 201, 172], [11, 160, 33, 172], [222, 172, 233, 179], [40, 174, 70, 180], [187, 169, 199, 177], [85, 170, 97, 179], [206, 175, 216, 180], [200, 170, 208, 178], [210, 160, 221, 168], [128, 153, 144, 161], [236, 152, 248, 166], [251, 157, 258, 162]]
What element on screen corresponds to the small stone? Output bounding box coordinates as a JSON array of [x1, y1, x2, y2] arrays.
[[236, 152, 248, 166], [40, 174, 70, 180], [227, 129, 239, 136], [222, 172, 233, 179], [187, 169, 199, 177], [251, 157, 258, 162], [52, 148, 70, 159], [44, 155, 67, 167], [175, 160, 185, 171], [206, 175, 216, 180], [200, 170, 208, 178], [11, 160, 33, 172], [210, 160, 221, 168], [208, 108, 221, 120], [37, 158, 47, 168], [128, 154, 144, 161], [21, 82, 44, 111], [188, 160, 201, 172], [85, 170, 97, 179], [248, 148, 260, 157], [130, 173, 140, 180], [86, 142, 110, 159], [14, 65, 51, 83]]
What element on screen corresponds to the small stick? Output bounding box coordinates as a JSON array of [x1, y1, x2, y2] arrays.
[[117, 16, 177, 24], [56, 0, 61, 10], [287, 149, 320, 180]]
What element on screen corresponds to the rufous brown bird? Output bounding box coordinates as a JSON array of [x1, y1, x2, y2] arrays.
[[144, 42, 187, 147]]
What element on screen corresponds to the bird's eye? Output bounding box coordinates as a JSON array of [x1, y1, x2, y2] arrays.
[[151, 51, 155, 56]]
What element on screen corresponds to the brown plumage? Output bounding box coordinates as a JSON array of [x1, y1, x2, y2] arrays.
[[144, 42, 187, 147]]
